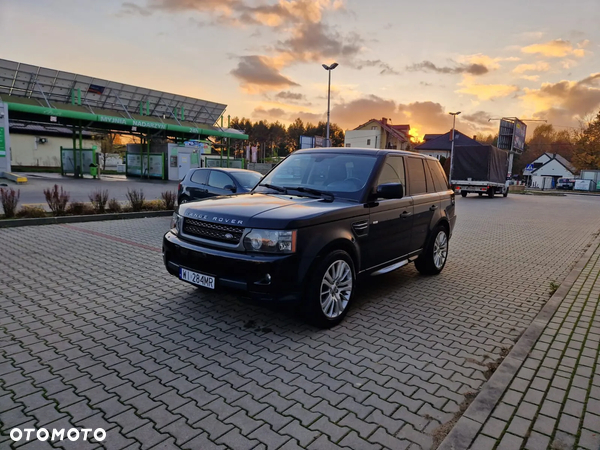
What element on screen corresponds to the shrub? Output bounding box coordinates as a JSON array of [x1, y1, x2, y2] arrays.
[[107, 198, 122, 213], [89, 189, 109, 214], [126, 189, 145, 212], [16, 205, 47, 218], [43, 184, 70, 216], [161, 191, 177, 210], [142, 199, 164, 211], [67, 202, 95, 215], [0, 187, 20, 218]]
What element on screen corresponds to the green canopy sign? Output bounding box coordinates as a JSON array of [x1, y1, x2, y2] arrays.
[[0, 126, 6, 157]]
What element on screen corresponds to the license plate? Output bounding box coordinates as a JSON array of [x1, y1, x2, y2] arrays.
[[180, 268, 215, 289]]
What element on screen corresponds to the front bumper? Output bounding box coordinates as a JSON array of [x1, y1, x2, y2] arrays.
[[163, 231, 303, 302]]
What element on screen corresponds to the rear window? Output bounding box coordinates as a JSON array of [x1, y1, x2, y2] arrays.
[[190, 169, 209, 184], [233, 172, 262, 189], [426, 159, 449, 192]]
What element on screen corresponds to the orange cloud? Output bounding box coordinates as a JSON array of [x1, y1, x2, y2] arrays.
[[521, 39, 586, 58], [456, 76, 519, 100], [512, 62, 550, 74]]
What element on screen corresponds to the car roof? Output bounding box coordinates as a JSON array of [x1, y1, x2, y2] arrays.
[[294, 147, 437, 160]]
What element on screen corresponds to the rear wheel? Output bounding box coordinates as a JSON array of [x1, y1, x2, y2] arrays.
[[304, 250, 355, 328], [488, 188, 495, 198], [415, 226, 449, 275], [461, 192, 467, 198], [478, 193, 483, 197]]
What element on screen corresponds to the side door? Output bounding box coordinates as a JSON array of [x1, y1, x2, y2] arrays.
[[207, 170, 236, 197], [406, 157, 440, 252], [365, 155, 414, 269], [187, 169, 210, 200]]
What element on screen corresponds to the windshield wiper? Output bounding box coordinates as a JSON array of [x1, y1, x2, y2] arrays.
[[259, 183, 287, 193], [285, 186, 335, 202]]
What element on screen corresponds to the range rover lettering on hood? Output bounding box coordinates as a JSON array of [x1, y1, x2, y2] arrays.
[[186, 212, 244, 226]]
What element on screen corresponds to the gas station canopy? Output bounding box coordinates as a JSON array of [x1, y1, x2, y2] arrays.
[[0, 59, 248, 140]]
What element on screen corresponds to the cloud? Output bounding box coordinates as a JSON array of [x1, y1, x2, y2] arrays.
[[522, 73, 600, 122], [521, 39, 587, 58], [457, 54, 520, 70], [407, 60, 489, 76], [252, 106, 287, 120], [329, 95, 397, 129], [354, 60, 400, 75], [457, 76, 519, 100], [230, 55, 299, 92], [275, 91, 306, 101], [512, 62, 550, 74], [119, 2, 153, 16], [462, 111, 492, 126], [520, 75, 540, 82], [275, 21, 361, 63]]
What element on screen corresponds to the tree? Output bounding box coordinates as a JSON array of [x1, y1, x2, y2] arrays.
[[97, 132, 123, 170], [572, 112, 600, 171], [287, 118, 305, 151], [268, 121, 287, 158]]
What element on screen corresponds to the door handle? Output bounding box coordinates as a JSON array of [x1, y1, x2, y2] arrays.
[[429, 205, 439, 211], [400, 211, 412, 218]]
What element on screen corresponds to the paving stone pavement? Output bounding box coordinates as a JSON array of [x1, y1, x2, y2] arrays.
[[444, 236, 600, 450], [1, 194, 600, 450]]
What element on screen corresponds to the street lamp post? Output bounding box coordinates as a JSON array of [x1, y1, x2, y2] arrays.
[[448, 111, 461, 184], [322, 62, 338, 147]]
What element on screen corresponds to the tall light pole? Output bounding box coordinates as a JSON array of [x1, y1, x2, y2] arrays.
[[322, 62, 338, 147], [448, 111, 461, 184]]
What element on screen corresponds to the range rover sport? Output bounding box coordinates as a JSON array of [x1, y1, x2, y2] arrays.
[[163, 148, 456, 328]]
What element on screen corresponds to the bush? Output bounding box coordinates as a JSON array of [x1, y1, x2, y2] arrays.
[[0, 187, 20, 218], [16, 205, 47, 218], [89, 189, 109, 214], [107, 198, 122, 213], [161, 191, 177, 210], [67, 202, 95, 215], [142, 199, 165, 211], [126, 189, 145, 212], [43, 184, 70, 216]]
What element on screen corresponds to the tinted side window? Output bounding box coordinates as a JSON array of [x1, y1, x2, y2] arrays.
[[406, 158, 427, 195], [376, 156, 405, 186], [190, 169, 209, 184], [425, 160, 436, 193], [426, 160, 449, 191], [208, 171, 234, 189]]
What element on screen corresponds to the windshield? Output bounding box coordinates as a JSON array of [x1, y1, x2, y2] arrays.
[[233, 172, 263, 189], [256, 152, 378, 201]]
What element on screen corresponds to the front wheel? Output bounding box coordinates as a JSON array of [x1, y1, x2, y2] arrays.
[[503, 188, 509, 198], [304, 250, 355, 328], [415, 226, 449, 275]]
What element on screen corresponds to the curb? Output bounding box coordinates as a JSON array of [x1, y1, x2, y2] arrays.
[[0, 210, 174, 228], [438, 230, 600, 450]]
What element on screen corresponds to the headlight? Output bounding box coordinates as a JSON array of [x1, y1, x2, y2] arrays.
[[244, 229, 297, 254], [170, 213, 182, 234]]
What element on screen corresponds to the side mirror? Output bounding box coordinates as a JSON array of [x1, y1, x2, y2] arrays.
[[224, 184, 237, 193], [376, 182, 404, 199]]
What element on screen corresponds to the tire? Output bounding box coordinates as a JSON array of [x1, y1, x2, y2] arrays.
[[304, 250, 355, 328], [478, 193, 483, 197], [178, 196, 189, 205], [488, 188, 495, 198], [503, 188, 509, 198], [461, 192, 467, 198], [415, 226, 449, 275]]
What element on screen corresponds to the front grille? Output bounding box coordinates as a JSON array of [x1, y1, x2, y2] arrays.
[[183, 218, 244, 244]]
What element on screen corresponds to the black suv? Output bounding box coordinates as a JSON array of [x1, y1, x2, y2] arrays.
[[163, 148, 456, 327]]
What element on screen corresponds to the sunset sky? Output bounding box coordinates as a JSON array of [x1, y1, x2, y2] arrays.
[[1, 0, 599, 140]]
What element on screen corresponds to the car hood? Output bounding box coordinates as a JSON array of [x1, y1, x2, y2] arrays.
[[177, 193, 365, 229]]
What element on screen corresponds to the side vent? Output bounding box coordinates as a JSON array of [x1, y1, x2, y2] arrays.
[[352, 220, 369, 236]]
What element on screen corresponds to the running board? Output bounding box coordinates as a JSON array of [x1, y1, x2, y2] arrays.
[[371, 259, 409, 276]]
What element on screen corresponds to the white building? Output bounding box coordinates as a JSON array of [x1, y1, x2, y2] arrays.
[[523, 153, 576, 189], [344, 118, 410, 150]]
